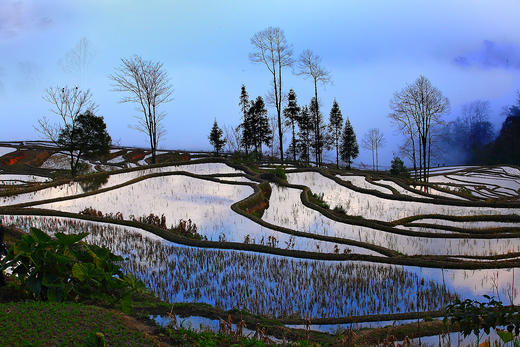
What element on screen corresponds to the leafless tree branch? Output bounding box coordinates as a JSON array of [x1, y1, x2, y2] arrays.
[[110, 55, 173, 163]]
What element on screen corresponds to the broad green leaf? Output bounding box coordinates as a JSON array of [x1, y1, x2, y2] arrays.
[[42, 272, 59, 286], [55, 232, 88, 248], [26, 275, 42, 295], [29, 227, 52, 243], [47, 286, 64, 302], [72, 263, 89, 281], [497, 329, 514, 343]]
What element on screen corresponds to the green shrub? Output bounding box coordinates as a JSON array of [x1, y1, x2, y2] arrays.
[[272, 167, 287, 180], [309, 192, 330, 210], [260, 167, 287, 183], [444, 295, 520, 338], [332, 205, 347, 215], [456, 186, 473, 196], [0, 228, 145, 313], [389, 156, 410, 178], [78, 172, 109, 192]]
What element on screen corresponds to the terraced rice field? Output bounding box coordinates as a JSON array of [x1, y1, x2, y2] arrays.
[[1, 144, 519, 332]]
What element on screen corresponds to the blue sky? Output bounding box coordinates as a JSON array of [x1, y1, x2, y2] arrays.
[[1, 0, 519, 166]]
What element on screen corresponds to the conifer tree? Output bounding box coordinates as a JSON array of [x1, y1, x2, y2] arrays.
[[310, 97, 329, 166], [238, 84, 251, 155], [340, 118, 359, 168], [328, 99, 343, 168], [209, 119, 226, 156], [283, 89, 301, 162], [296, 106, 313, 164], [248, 96, 272, 156]]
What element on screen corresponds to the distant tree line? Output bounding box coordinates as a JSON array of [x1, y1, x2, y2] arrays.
[[211, 26, 365, 168], [217, 83, 360, 168], [430, 94, 520, 167], [475, 95, 520, 165], [35, 32, 520, 176]]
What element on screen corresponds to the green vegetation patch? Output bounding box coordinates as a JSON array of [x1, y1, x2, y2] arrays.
[[166, 327, 272, 347], [308, 191, 330, 210], [236, 181, 272, 219], [0, 301, 156, 346]]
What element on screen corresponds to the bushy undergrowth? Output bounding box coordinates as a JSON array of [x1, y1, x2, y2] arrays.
[[444, 296, 520, 340], [260, 167, 288, 183], [79, 207, 205, 240], [239, 182, 272, 218], [332, 205, 347, 215], [0, 228, 146, 313], [309, 192, 330, 210]]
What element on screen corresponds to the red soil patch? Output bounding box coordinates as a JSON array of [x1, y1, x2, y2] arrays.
[[130, 153, 144, 161], [25, 151, 52, 167], [4, 155, 24, 166], [181, 155, 190, 162], [125, 150, 146, 161], [0, 150, 52, 168], [245, 200, 268, 215]]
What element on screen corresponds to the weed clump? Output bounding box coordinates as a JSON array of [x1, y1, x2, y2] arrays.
[[260, 167, 287, 183], [309, 192, 330, 210], [332, 205, 347, 215]]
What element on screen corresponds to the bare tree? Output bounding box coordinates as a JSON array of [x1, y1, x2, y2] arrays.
[[389, 109, 418, 176], [361, 128, 385, 171], [250, 26, 293, 163], [297, 49, 331, 166], [59, 37, 95, 85], [36, 86, 97, 175], [389, 76, 449, 181], [37, 86, 97, 142], [223, 124, 242, 153], [110, 56, 173, 164]]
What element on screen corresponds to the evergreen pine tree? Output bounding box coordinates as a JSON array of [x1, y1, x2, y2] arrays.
[[296, 106, 313, 164], [283, 89, 301, 162], [310, 97, 329, 166], [238, 84, 251, 155], [248, 96, 272, 156], [328, 99, 343, 168], [340, 118, 359, 168], [208, 119, 226, 156], [390, 156, 410, 177]]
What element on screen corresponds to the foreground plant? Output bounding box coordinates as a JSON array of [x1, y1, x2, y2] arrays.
[[444, 295, 520, 343], [0, 227, 146, 313]]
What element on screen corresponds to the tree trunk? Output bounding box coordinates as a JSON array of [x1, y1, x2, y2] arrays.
[[336, 137, 339, 168], [422, 135, 428, 183], [69, 150, 76, 177], [410, 132, 417, 180], [372, 147, 375, 171], [292, 121, 296, 162], [375, 144, 379, 171], [427, 131, 432, 185], [418, 135, 422, 182], [277, 60, 284, 164], [314, 79, 320, 167]]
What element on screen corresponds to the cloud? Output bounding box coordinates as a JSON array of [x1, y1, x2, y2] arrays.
[[454, 40, 520, 70], [0, 1, 53, 39], [0, 1, 25, 38]]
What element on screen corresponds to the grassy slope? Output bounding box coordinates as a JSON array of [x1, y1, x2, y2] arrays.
[[0, 301, 160, 346]]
